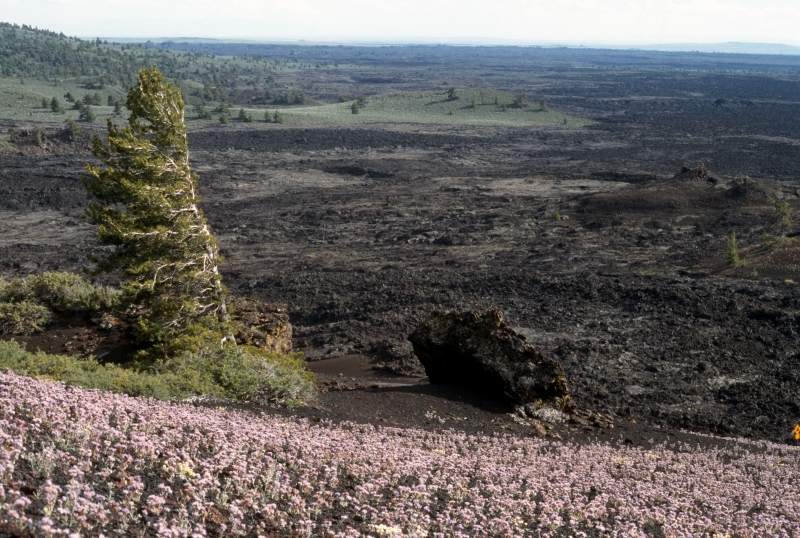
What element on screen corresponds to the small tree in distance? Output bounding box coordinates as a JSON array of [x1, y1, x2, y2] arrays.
[[84, 65, 233, 359]]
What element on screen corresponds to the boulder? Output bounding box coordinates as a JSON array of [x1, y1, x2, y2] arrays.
[[673, 164, 722, 184], [408, 309, 569, 407], [230, 297, 293, 354]]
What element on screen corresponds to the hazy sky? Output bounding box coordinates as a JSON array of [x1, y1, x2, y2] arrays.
[[2, 0, 799, 45]]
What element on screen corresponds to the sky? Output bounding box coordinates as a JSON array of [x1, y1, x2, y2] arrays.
[[2, 0, 799, 46]]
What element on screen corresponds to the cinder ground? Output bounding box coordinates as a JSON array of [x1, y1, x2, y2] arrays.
[[1, 64, 799, 445]]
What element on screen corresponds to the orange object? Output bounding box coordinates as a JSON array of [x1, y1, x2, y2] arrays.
[[795, 424, 800, 440]]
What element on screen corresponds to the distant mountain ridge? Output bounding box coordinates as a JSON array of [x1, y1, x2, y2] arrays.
[[104, 37, 800, 57], [633, 43, 800, 56]]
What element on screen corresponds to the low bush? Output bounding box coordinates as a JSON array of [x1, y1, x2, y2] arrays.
[[0, 272, 121, 313], [28, 272, 121, 313], [0, 272, 121, 335], [0, 302, 52, 335], [0, 339, 314, 405]]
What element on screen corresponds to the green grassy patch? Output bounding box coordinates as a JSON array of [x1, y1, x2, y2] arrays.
[[205, 88, 591, 127], [0, 77, 126, 122]]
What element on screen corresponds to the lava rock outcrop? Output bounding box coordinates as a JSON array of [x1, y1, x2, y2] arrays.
[[408, 309, 569, 407], [230, 297, 293, 354]]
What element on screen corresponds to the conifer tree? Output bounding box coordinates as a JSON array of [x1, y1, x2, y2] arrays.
[[83, 66, 232, 358]]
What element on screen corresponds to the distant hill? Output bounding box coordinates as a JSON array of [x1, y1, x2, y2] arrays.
[[633, 43, 800, 56], [0, 22, 328, 90]]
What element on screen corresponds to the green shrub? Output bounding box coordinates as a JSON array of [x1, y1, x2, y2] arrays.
[[513, 94, 530, 108], [0, 340, 315, 405], [238, 108, 253, 123], [50, 97, 64, 114], [195, 103, 212, 120], [64, 118, 80, 140], [0, 302, 52, 335], [0, 272, 121, 314], [725, 230, 746, 267], [79, 105, 96, 122], [27, 272, 121, 313]]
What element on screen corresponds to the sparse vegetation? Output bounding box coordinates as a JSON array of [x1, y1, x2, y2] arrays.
[[238, 107, 253, 122], [513, 93, 531, 108], [194, 102, 211, 119], [447, 87, 459, 101], [541, 98, 549, 111], [351, 101, 360, 114], [64, 117, 80, 140], [760, 195, 796, 251], [49, 96, 64, 113], [78, 104, 95, 122], [218, 89, 589, 127], [725, 230, 746, 267]]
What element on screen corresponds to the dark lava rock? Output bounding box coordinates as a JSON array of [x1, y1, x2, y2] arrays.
[[408, 309, 569, 407], [674, 164, 721, 184], [230, 296, 293, 354]]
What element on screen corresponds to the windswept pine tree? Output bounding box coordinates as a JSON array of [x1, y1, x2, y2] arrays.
[[84, 65, 233, 358]]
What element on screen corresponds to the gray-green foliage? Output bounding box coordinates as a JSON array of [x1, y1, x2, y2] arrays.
[[0, 302, 52, 335], [0, 272, 121, 312], [83, 66, 232, 359], [0, 272, 120, 335], [0, 339, 314, 406]]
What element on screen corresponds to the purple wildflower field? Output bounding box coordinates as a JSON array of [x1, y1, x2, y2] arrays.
[[1, 371, 798, 537]]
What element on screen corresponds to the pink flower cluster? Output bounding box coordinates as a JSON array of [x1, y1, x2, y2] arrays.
[[0, 371, 798, 537]]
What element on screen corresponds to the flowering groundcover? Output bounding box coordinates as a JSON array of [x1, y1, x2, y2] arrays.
[[0, 371, 798, 537]]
